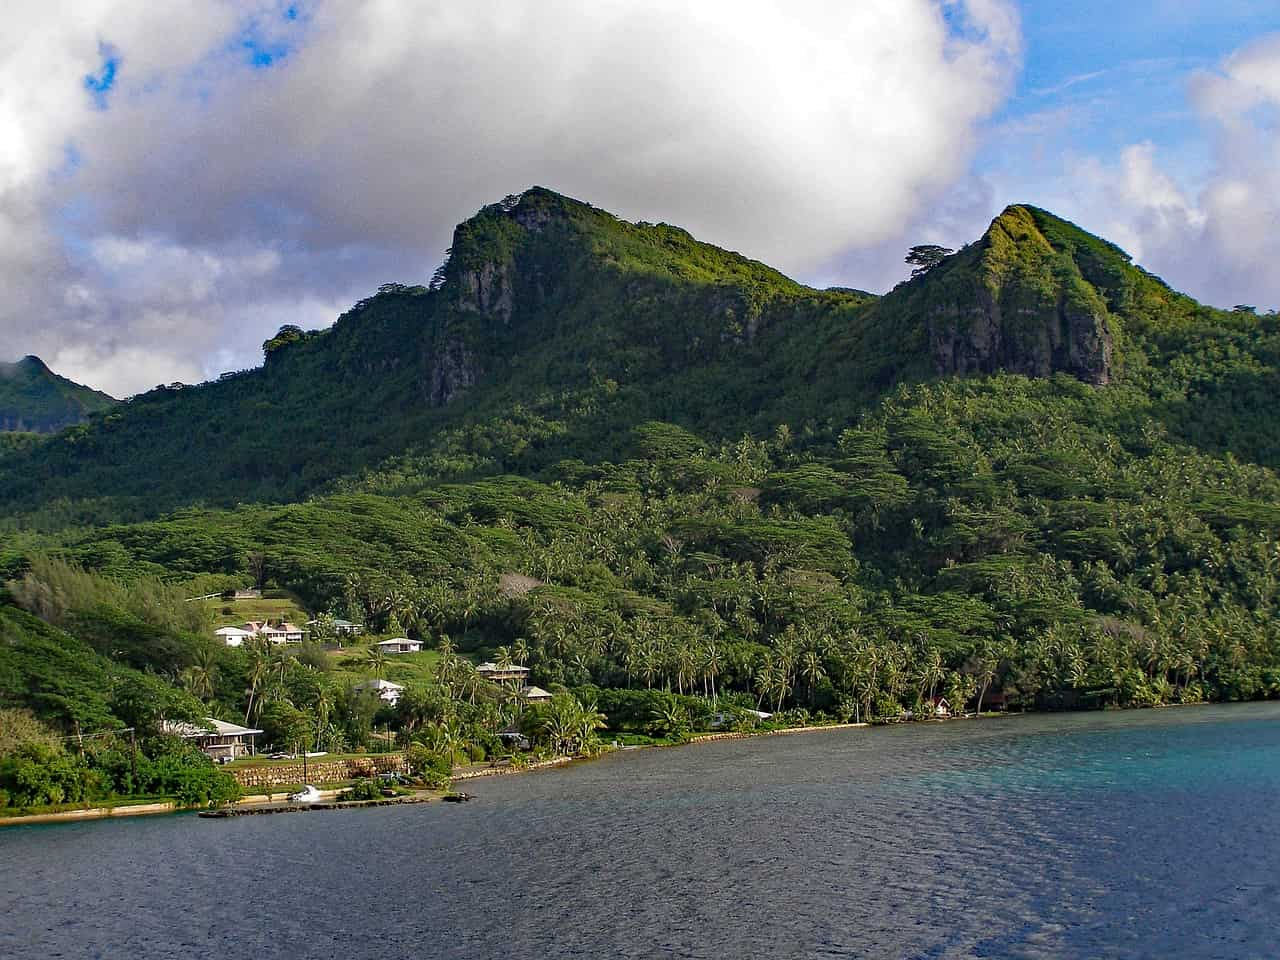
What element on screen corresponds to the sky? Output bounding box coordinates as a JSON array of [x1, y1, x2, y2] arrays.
[[1, 1, 1278, 397]]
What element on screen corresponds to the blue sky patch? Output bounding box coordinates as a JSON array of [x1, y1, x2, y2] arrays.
[[83, 44, 120, 109]]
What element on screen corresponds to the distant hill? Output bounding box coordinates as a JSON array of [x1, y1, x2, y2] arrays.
[[0, 355, 116, 434]]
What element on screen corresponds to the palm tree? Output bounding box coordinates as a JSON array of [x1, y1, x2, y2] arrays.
[[754, 661, 779, 711], [702, 642, 723, 699], [916, 646, 944, 705], [244, 640, 270, 724], [512, 638, 530, 667], [574, 700, 608, 755], [365, 646, 388, 680], [182, 645, 219, 703], [272, 644, 296, 684], [799, 649, 826, 706], [310, 683, 334, 750]]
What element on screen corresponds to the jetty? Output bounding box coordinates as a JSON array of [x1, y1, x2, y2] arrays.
[[199, 792, 448, 818]]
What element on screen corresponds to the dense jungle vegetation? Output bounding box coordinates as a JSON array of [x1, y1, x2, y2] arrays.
[[3, 188, 1279, 809]]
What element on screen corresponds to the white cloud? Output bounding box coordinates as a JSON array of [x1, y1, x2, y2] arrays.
[[1053, 34, 1280, 311], [0, 0, 1020, 394]]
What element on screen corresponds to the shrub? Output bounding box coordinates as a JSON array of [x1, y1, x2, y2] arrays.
[[405, 744, 452, 790], [340, 778, 382, 801], [0, 743, 96, 807]]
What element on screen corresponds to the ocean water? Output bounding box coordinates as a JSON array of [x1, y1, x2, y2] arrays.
[[4, 704, 1280, 959]]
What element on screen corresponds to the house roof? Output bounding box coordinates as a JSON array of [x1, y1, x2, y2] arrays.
[[477, 662, 529, 673], [162, 717, 263, 738], [522, 686, 552, 699], [215, 626, 253, 636], [259, 622, 302, 633], [376, 637, 419, 647], [355, 679, 405, 691]]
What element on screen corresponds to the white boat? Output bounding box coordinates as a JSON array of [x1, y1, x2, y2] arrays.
[[288, 784, 322, 803]]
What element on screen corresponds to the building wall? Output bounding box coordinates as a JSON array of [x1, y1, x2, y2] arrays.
[[230, 754, 405, 789]]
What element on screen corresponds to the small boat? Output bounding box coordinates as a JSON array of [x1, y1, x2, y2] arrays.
[[441, 793, 473, 803], [288, 784, 322, 804]]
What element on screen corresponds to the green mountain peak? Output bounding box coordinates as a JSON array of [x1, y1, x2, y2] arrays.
[[0, 355, 116, 434]]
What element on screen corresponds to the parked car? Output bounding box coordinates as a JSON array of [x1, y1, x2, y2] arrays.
[[288, 784, 322, 803]]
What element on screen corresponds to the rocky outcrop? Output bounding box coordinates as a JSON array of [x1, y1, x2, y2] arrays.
[[928, 286, 1114, 386], [920, 206, 1117, 387], [426, 337, 479, 406], [456, 259, 514, 324]]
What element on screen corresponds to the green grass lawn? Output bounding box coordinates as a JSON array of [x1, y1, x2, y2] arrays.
[[205, 595, 310, 628], [329, 644, 443, 688]]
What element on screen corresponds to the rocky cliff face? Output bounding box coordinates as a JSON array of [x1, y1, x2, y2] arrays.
[[917, 206, 1116, 386], [456, 260, 514, 325], [927, 281, 1114, 385], [425, 337, 479, 406]]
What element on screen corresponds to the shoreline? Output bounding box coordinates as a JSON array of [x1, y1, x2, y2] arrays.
[[0, 704, 1215, 826]]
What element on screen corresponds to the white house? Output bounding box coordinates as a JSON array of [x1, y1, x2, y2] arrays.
[[162, 717, 263, 761], [355, 679, 405, 706], [215, 626, 254, 647], [375, 637, 422, 654], [243, 621, 306, 644]]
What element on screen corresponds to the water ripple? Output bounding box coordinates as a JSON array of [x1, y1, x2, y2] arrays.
[[4, 703, 1280, 959]]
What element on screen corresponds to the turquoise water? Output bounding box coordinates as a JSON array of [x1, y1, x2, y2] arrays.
[[4, 704, 1280, 959]]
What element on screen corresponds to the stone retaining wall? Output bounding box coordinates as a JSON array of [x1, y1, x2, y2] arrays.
[[231, 754, 405, 788]]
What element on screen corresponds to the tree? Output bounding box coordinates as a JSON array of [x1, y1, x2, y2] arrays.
[[262, 324, 306, 358], [0, 707, 60, 757], [111, 674, 203, 732], [258, 701, 313, 754], [905, 244, 954, 278], [180, 645, 219, 703], [364, 646, 388, 679], [646, 695, 689, 740], [245, 551, 268, 590], [309, 613, 338, 644], [0, 742, 95, 807], [243, 641, 270, 724]]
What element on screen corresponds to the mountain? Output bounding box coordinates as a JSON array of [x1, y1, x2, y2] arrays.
[[4, 187, 1280, 769], [0, 355, 116, 434], [4, 187, 1272, 522]]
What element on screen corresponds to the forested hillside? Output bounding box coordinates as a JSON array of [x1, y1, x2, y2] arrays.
[[0, 356, 116, 434], [3, 188, 1280, 810]]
